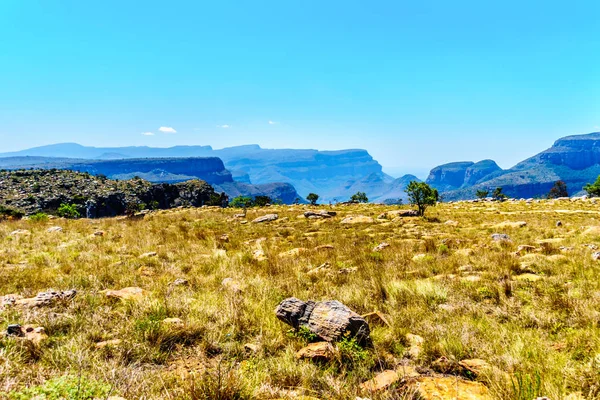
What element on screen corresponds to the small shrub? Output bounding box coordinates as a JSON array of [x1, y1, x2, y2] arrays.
[[29, 212, 49, 222], [56, 203, 80, 218], [0, 205, 25, 219], [8, 374, 112, 399]]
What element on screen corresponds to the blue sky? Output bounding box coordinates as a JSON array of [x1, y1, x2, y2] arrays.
[[1, 1, 599, 178]]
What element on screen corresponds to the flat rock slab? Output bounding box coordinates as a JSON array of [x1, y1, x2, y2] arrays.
[[252, 214, 278, 223], [410, 376, 491, 400], [102, 287, 148, 301], [275, 297, 371, 346], [340, 215, 375, 224], [296, 342, 335, 361]]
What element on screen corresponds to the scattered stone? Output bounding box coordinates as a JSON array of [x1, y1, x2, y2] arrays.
[[304, 211, 336, 219], [279, 248, 307, 257], [360, 370, 399, 392], [163, 317, 183, 325], [556, 220, 563, 227], [102, 287, 148, 301], [361, 311, 391, 328], [431, 356, 454, 373], [252, 214, 278, 223], [170, 278, 189, 286], [93, 230, 105, 236], [455, 248, 475, 256], [593, 252, 600, 261], [372, 242, 390, 252], [6, 324, 47, 344], [252, 249, 267, 261], [412, 254, 428, 262], [491, 233, 511, 242], [222, 278, 243, 293], [387, 209, 419, 218], [516, 245, 537, 255], [95, 339, 123, 348], [139, 251, 158, 258], [307, 262, 332, 276], [219, 234, 230, 242], [445, 220, 459, 226], [315, 244, 335, 251], [11, 290, 77, 308], [275, 297, 371, 346], [406, 333, 424, 359], [10, 229, 30, 236], [296, 342, 335, 362], [47, 226, 63, 233], [410, 377, 491, 400], [340, 215, 375, 224]]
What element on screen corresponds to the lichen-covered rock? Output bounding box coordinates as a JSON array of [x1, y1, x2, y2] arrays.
[[275, 297, 371, 346], [296, 342, 335, 361], [304, 210, 336, 219], [252, 214, 278, 223]]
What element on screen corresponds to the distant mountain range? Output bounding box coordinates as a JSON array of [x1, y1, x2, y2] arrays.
[[426, 132, 600, 199], [3, 132, 600, 202], [0, 143, 417, 203]]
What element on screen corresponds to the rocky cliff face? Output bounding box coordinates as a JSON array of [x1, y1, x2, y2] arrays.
[[463, 160, 503, 186], [426, 162, 474, 191], [442, 132, 600, 200], [0, 169, 216, 217]]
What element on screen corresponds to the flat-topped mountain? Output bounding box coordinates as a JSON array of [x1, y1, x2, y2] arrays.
[[440, 132, 600, 200], [0, 143, 386, 202]]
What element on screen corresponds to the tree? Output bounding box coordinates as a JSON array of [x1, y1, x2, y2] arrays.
[[254, 195, 271, 207], [230, 196, 253, 208], [306, 193, 319, 206], [475, 189, 489, 199], [56, 203, 80, 219], [350, 191, 368, 203], [584, 175, 600, 197], [548, 180, 568, 199], [405, 181, 439, 216], [492, 187, 507, 201]]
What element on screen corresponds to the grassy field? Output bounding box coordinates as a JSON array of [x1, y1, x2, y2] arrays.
[[1, 200, 600, 399]]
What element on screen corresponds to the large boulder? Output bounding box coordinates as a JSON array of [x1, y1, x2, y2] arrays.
[[275, 297, 371, 346]]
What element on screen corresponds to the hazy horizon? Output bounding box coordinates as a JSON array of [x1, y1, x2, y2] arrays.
[[2, 1, 599, 175]]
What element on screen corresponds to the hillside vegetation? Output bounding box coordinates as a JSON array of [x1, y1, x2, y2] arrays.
[[1, 200, 600, 399]]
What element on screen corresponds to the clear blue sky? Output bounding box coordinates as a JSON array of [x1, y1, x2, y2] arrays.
[[1, 1, 599, 178]]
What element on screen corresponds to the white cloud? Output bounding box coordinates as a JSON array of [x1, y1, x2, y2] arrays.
[[141, 132, 155, 136], [217, 124, 231, 128], [159, 126, 177, 133], [268, 120, 278, 125]]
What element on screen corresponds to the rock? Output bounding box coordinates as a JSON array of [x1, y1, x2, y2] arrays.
[[406, 333, 424, 359], [516, 245, 537, 255], [252, 214, 278, 223], [592, 252, 600, 261], [170, 278, 189, 286], [314, 244, 335, 251], [360, 370, 399, 392], [10, 229, 30, 236], [492, 221, 527, 229], [431, 356, 454, 373], [252, 249, 267, 261], [556, 220, 563, 227], [162, 317, 183, 325], [13, 290, 77, 308], [219, 234, 230, 242], [445, 220, 459, 226], [93, 230, 105, 236], [361, 311, 391, 327], [222, 278, 243, 293], [139, 251, 158, 258], [296, 342, 335, 361], [458, 359, 491, 376], [275, 297, 371, 346], [102, 287, 148, 301], [410, 377, 491, 399], [244, 343, 259, 353], [387, 209, 419, 218], [491, 233, 511, 242], [372, 242, 390, 252], [412, 254, 428, 262], [6, 325, 47, 344], [304, 211, 336, 219], [47, 226, 63, 233], [279, 248, 307, 257], [340, 215, 375, 224], [95, 339, 123, 348], [307, 262, 332, 276]]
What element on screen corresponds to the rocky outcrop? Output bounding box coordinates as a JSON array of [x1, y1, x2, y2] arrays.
[[463, 159, 502, 186], [0, 170, 217, 217], [426, 162, 474, 191]]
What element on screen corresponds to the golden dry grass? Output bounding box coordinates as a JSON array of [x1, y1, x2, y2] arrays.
[[1, 199, 600, 399]]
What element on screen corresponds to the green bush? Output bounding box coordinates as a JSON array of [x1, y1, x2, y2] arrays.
[[29, 212, 49, 222], [405, 181, 438, 216], [56, 203, 80, 219], [350, 191, 368, 203], [8, 374, 112, 400], [230, 196, 253, 208]]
